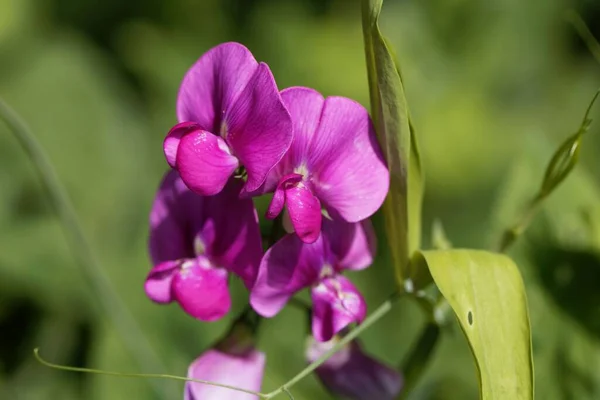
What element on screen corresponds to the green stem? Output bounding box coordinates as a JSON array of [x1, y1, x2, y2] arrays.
[[566, 10, 600, 65], [265, 292, 400, 399], [397, 322, 441, 399], [497, 194, 545, 253], [34, 348, 264, 397], [0, 98, 169, 397]]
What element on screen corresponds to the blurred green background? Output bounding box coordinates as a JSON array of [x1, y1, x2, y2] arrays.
[[1, 0, 600, 398]]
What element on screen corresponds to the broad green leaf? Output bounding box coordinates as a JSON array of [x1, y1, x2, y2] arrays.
[[414, 249, 534, 400], [361, 0, 423, 283]]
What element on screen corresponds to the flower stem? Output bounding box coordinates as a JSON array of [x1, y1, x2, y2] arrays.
[[264, 291, 401, 399], [34, 348, 264, 397], [397, 322, 441, 399], [0, 98, 170, 397]]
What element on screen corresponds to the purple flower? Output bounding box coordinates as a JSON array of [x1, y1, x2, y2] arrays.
[[185, 348, 265, 400], [165, 42, 293, 196], [250, 218, 375, 341], [145, 170, 262, 321], [253, 87, 389, 243], [306, 336, 403, 400]]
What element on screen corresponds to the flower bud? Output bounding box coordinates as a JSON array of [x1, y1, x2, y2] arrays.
[[185, 319, 265, 400], [306, 336, 403, 400]]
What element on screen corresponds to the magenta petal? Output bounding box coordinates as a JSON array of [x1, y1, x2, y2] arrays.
[[172, 257, 231, 321], [176, 129, 239, 196], [198, 179, 263, 288], [149, 170, 203, 264], [250, 234, 324, 317], [307, 338, 403, 400], [177, 42, 259, 131], [265, 173, 302, 219], [323, 219, 376, 271], [144, 260, 180, 304], [185, 349, 265, 400], [309, 96, 389, 222], [164, 122, 200, 168], [286, 182, 322, 244], [311, 275, 367, 342], [225, 63, 293, 192]]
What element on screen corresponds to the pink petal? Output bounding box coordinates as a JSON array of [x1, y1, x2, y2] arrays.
[[144, 260, 180, 304], [177, 42, 259, 132], [172, 257, 231, 321], [163, 122, 199, 168], [186, 349, 265, 400], [225, 63, 293, 192], [311, 275, 366, 342], [149, 170, 203, 264], [265, 173, 302, 219], [306, 338, 403, 400], [176, 129, 239, 196], [285, 182, 322, 244], [301, 94, 389, 222], [250, 233, 325, 317], [323, 218, 376, 271], [198, 179, 263, 288]]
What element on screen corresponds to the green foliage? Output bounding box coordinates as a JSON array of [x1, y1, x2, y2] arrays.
[[361, 0, 424, 284], [414, 250, 534, 400]]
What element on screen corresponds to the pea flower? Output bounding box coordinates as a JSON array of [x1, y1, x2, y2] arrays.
[[306, 336, 403, 400], [186, 319, 265, 400], [165, 42, 293, 196], [145, 170, 262, 321], [250, 218, 375, 341], [252, 87, 389, 243]]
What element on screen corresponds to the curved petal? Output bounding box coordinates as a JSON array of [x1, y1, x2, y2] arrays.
[[176, 129, 239, 196], [144, 260, 180, 304], [164, 122, 200, 168], [149, 170, 203, 264], [185, 349, 265, 400], [309, 96, 389, 222], [177, 42, 259, 132], [250, 234, 325, 317], [322, 219, 376, 271], [286, 182, 322, 244], [307, 338, 403, 400], [225, 63, 293, 192], [265, 173, 302, 219], [198, 179, 263, 288], [311, 275, 366, 342], [172, 257, 231, 321]]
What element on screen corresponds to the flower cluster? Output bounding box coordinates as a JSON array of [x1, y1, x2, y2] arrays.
[[145, 42, 393, 399]]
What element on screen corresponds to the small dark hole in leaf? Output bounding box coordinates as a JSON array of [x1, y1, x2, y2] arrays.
[[467, 311, 473, 326]]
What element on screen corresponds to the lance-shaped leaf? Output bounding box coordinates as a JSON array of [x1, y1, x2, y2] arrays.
[[361, 0, 423, 283], [412, 249, 534, 400]]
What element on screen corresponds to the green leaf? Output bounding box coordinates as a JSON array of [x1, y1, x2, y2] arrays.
[[414, 249, 534, 399], [361, 0, 423, 283]]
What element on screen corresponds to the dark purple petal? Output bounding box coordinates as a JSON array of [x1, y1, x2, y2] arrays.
[[322, 218, 376, 271], [285, 182, 322, 244], [149, 170, 204, 264], [177, 42, 259, 132], [306, 338, 403, 400], [172, 257, 231, 321], [310, 96, 389, 222], [311, 275, 366, 342], [185, 348, 265, 400], [225, 63, 293, 192], [199, 179, 263, 288], [176, 129, 239, 196], [144, 260, 180, 304], [250, 233, 325, 317], [164, 122, 200, 168]]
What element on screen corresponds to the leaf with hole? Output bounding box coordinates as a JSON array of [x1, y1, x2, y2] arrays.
[[413, 249, 534, 399]]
